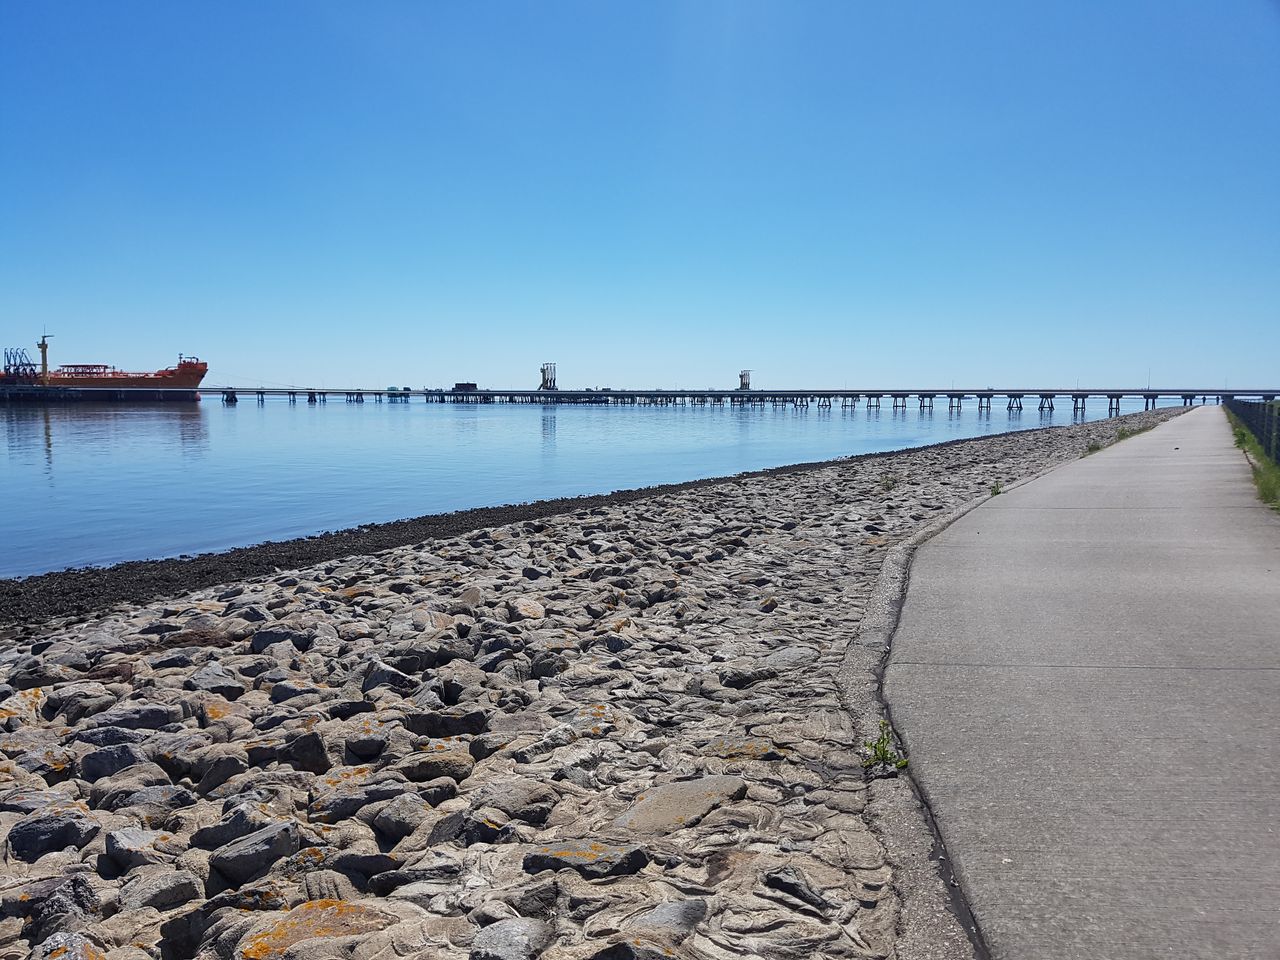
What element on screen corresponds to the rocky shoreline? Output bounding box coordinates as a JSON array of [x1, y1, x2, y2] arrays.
[[0, 409, 1183, 960], [0, 417, 1165, 632]]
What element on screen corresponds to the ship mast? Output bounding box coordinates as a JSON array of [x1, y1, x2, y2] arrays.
[[37, 334, 52, 386]]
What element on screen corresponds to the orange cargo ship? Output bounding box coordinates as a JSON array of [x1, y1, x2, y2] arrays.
[[29, 358, 209, 389], [1, 336, 208, 398]]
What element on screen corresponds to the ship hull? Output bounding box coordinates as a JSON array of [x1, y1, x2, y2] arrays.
[[0, 360, 208, 401], [37, 372, 207, 389], [0, 385, 204, 402]]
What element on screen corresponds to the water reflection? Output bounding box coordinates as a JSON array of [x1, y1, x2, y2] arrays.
[[3, 397, 1173, 579], [541, 412, 556, 451], [4, 403, 209, 477]]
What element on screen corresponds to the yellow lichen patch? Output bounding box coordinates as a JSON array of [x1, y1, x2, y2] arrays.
[[239, 900, 393, 960], [538, 842, 608, 862]]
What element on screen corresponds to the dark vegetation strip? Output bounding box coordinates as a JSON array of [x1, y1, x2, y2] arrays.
[[0, 430, 1040, 632]]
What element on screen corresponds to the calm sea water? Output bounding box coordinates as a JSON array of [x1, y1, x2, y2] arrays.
[[2, 398, 1174, 578]]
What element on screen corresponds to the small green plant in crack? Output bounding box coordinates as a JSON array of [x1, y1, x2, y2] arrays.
[[863, 720, 908, 770], [881, 476, 899, 492], [989, 480, 1003, 496], [1083, 440, 1104, 456]]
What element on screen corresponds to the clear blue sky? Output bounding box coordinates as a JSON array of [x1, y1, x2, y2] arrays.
[[2, 2, 1277, 389]]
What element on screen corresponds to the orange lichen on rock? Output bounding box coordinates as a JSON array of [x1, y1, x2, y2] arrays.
[[321, 766, 370, 788], [239, 900, 393, 960], [538, 842, 608, 862]]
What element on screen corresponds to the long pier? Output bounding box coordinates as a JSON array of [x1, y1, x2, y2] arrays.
[[3, 385, 1276, 413]]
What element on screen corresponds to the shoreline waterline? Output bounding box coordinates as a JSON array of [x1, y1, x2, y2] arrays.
[[4, 398, 1187, 581], [1, 409, 1182, 632]]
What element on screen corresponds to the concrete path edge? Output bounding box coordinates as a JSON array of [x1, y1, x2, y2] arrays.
[[832, 424, 1165, 960]]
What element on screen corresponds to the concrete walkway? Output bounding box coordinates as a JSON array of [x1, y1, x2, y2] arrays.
[[884, 407, 1280, 959]]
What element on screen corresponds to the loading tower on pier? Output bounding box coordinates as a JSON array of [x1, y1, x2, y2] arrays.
[[539, 362, 558, 391], [739, 369, 752, 390]]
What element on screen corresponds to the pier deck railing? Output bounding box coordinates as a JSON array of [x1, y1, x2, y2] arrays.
[[1225, 399, 1280, 465]]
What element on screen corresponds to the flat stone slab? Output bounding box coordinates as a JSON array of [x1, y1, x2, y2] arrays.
[[523, 841, 648, 879], [612, 775, 747, 834]]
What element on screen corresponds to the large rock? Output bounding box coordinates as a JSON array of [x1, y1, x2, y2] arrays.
[[30, 932, 106, 960], [469, 778, 559, 826], [309, 780, 408, 824], [11, 874, 101, 945], [623, 899, 707, 942], [717, 659, 778, 689], [249, 626, 313, 653], [362, 660, 418, 693], [105, 827, 183, 870], [114, 785, 197, 820], [185, 662, 246, 700], [230, 899, 406, 958], [80, 744, 149, 783], [471, 917, 553, 960], [523, 842, 648, 879], [372, 793, 434, 840], [71, 726, 147, 748], [506, 597, 545, 622], [761, 646, 813, 673], [42, 682, 114, 724], [210, 821, 300, 884], [89, 702, 183, 730], [15, 746, 77, 784], [118, 869, 201, 911], [283, 731, 332, 774], [191, 802, 275, 849], [0, 787, 65, 814], [6, 809, 100, 863], [392, 748, 475, 784], [612, 776, 746, 834]]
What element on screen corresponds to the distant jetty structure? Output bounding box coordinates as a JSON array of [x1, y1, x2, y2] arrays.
[[3, 362, 1276, 410], [206, 386, 1273, 416]]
